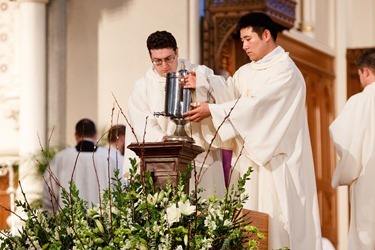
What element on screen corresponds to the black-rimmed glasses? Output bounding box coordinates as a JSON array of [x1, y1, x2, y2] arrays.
[[151, 55, 176, 66]]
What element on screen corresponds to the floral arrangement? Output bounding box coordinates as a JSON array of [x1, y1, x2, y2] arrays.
[[0, 157, 265, 249]]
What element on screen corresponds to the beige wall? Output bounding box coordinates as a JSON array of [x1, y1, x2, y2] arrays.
[[65, 0, 198, 146], [346, 0, 375, 48], [65, 0, 375, 146]]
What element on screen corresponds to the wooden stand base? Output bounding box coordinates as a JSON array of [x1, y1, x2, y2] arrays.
[[241, 208, 269, 249], [128, 142, 269, 248], [127, 141, 204, 193]]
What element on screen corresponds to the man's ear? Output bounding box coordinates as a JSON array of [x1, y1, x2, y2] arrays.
[[363, 67, 372, 77], [176, 48, 179, 57], [263, 29, 272, 41]]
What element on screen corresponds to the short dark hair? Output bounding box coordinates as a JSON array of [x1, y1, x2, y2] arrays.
[[107, 125, 126, 143], [236, 12, 278, 41], [75, 118, 96, 138], [146, 31, 178, 54], [356, 48, 375, 72]]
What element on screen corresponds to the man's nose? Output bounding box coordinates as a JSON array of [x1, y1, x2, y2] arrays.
[[242, 41, 248, 50]]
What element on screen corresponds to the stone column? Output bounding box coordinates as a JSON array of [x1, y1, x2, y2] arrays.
[[298, 0, 315, 38], [47, 0, 66, 147], [188, 0, 200, 63], [13, 0, 49, 232]]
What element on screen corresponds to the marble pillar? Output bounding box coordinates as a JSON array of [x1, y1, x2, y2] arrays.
[[298, 0, 315, 38], [12, 0, 49, 232]]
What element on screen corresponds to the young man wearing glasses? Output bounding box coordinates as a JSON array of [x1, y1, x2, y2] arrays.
[[124, 30, 225, 198]]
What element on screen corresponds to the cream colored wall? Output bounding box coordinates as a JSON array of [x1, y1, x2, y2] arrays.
[[346, 0, 375, 48], [66, 0, 100, 145], [66, 0, 198, 146]]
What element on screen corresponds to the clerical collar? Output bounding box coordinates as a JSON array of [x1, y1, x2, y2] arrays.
[[75, 140, 97, 152], [257, 46, 283, 64]]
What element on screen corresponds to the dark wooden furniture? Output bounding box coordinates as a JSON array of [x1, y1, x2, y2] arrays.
[[127, 141, 204, 193], [0, 173, 11, 230], [242, 208, 269, 249], [278, 33, 337, 246], [0, 163, 17, 230], [128, 141, 269, 248], [202, 0, 297, 73]]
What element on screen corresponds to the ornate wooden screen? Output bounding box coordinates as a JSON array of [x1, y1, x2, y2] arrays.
[[202, 0, 297, 73], [0, 173, 11, 230], [278, 34, 337, 246]]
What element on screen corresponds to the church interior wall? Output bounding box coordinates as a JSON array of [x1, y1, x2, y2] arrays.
[[1, 0, 375, 248], [346, 0, 375, 48], [65, 0, 194, 146]]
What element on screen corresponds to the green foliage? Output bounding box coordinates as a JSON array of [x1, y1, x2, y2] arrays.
[[0, 160, 265, 249], [33, 147, 62, 177]]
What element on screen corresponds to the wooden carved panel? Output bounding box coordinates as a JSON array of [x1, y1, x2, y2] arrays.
[[274, 33, 337, 247], [0, 173, 10, 230], [203, 0, 296, 73]]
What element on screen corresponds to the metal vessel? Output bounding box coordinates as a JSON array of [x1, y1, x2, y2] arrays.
[[154, 65, 194, 143]]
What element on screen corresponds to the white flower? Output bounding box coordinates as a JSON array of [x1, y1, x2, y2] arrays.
[[67, 227, 74, 235], [162, 197, 169, 205], [111, 206, 120, 215], [152, 221, 160, 232], [175, 245, 183, 250], [157, 190, 165, 203], [223, 219, 232, 227], [54, 230, 59, 240], [204, 216, 217, 231], [147, 193, 157, 206], [166, 203, 181, 226], [200, 237, 213, 250], [137, 242, 148, 250], [178, 200, 195, 216], [88, 207, 100, 218]]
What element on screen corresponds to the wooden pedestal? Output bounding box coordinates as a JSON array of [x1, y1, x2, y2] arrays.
[[0, 172, 10, 230], [0, 163, 17, 230], [127, 141, 204, 193], [128, 142, 269, 248], [241, 208, 269, 249]]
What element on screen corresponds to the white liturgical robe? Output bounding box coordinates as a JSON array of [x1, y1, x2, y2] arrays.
[[124, 58, 225, 198], [43, 146, 121, 211], [208, 46, 322, 249], [330, 82, 375, 250]]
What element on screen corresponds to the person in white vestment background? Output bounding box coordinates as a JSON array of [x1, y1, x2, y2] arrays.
[[184, 12, 322, 250], [107, 124, 126, 186], [107, 124, 126, 160], [124, 31, 225, 198], [330, 48, 375, 250], [43, 118, 121, 212]]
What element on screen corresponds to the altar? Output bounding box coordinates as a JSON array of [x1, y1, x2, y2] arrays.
[[128, 141, 269, 249]]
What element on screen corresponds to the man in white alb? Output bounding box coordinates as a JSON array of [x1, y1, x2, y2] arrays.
[[330, 48, 375, 250], [184, 12, 322, 250], [43, 118, 122, 212], [124, 31, 225, 198]]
